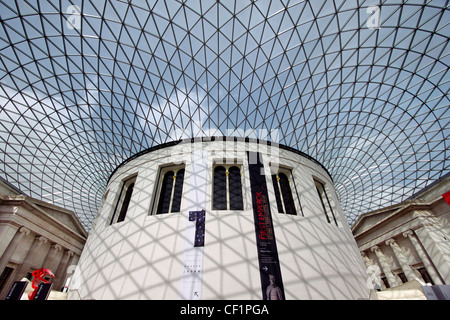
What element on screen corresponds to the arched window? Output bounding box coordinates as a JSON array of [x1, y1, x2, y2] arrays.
[[171, 168, 185, 212], [213, 164, 244, 210], [117, 182, 134, 222], [110, 175, 136, 224], [157, 171, 174, 214], [271, 169, 299, 215], [213, 166, 227, 210], [155, 166, 185, 215], [314, 179, 338, 226], [229, 166, 243, 210], [278, 173, 296, 215]]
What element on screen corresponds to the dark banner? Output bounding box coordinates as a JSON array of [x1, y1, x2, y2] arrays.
[[247, 151, 285, 300], [189, 210, 206, 247], [5, 281, 27, 300], [32, 282, 53, 300]]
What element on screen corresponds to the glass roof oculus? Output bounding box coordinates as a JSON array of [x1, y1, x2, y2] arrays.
[[0, 0, 449, 230]]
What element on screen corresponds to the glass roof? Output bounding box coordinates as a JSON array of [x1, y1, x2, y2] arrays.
[[0, 0, 448, 230]]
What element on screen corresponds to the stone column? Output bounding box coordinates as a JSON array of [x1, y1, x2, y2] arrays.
[[361, 251, 372, 269], [403, 230, 443, 285], [371, 245, 399, 287], [385, 238, 417, 282], [416, 214, 450, 283], [62, 254, 80, 292], [0, 225, 19, 257], [54, 250, 74, 290], [361, 251, 385, 290], [15, 235, 48, 279], [43, 244, 63, 273], [0, 226, 30, 274]]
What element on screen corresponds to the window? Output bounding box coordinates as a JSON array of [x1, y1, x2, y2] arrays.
[[314, 179, 338, 226], [213, 166, 227, 210], [110, 175, 136, 224], [154, 165, 185, 214], [381, 277, 390, 289], [213, 164, 243, 210], [397, 272, 408, 284], [271, 169, 298, 215], [417, 267, 434, 285], [0, 267, 14, 292]]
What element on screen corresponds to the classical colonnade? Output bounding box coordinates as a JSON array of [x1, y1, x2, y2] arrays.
[[361, 230, 443, 288]]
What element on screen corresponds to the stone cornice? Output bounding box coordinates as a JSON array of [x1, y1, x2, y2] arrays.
[[352, 199, 440, 241], [0, 195, 87, 237], [353, 199, 442, 252], [0, 197, 87, 253]]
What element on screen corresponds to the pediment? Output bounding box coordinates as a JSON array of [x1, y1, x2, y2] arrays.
[[352, 205, 402, 237], [32, 199, 88, 238]]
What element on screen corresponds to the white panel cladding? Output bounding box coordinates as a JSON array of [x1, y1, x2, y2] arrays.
[[68, 139, 372, 300]]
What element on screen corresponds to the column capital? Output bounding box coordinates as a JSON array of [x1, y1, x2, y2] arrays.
[[36, 235, 48, 243], [385, 238, 396, 246], [52, 244, 63, 251], [65, 250, 74, 257], [19, 226, 30, 235], [370, 244, 399, 287], [403, 230, 414, 238]]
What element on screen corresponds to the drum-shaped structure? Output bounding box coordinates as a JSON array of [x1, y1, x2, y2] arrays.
[[68, 138, 372, 300]]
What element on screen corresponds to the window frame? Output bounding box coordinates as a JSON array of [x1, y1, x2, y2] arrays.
[[270, 166, 302, 216], [212, 161, 244, 211], [150, 163, 186, 215], [417, 266, 434, 285], [313, 178, 338, 226], [110, 174, 137, 225]]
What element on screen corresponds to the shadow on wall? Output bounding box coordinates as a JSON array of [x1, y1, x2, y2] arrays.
[[69, 141, 370, 300]]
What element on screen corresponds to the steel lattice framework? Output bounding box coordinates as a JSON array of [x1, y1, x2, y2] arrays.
[[0, 0, 449, 230]]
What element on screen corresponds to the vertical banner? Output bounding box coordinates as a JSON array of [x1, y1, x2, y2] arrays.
[[189, 210, 206, 247], [248, 151, 285, 300], [179, 149, 208, 300]]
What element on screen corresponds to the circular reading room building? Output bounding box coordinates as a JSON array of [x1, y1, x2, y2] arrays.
[[68, 137, 373, 300]]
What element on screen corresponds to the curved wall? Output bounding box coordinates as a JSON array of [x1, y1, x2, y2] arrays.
[[68, 138, 372, 300]]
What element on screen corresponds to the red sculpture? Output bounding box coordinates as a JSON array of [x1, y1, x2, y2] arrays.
[[443, 190, 450, 206], [28, 268, 55, 300]]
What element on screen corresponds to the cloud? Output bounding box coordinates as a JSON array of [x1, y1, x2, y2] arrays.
[[137, 86, 212, 143]]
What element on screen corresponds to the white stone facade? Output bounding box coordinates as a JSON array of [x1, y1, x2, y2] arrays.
[[0, 178, 87, 298], [352, 174, 450, 290], [69, 138, 372, 300]]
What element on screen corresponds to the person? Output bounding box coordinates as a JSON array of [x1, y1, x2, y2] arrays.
[[266, 274, 283, 300]]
